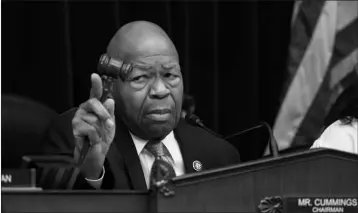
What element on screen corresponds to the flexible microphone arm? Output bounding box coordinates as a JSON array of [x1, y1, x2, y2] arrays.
[[185, 114, 223, 138], [260, 122, 279, 158], [224, 122, 279, 158]]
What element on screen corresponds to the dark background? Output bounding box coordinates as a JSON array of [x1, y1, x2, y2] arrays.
[[2, 0, 294, 160]]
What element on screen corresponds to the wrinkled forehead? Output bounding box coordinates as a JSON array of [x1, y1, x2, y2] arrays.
[[133, 55, 179, 66], [130, 55, 180, 73]]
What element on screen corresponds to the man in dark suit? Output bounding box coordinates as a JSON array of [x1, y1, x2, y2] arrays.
[[42, 20, 240, 190]]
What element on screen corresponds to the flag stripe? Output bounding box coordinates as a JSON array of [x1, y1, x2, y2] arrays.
[[292, 60, 358, 146], [330, 50, 358, 89], [281, 0, 326, 100], [273, 1, 337, 150], [327, 17, 358, 72], [336, 1, 358, 32], [291, 1, 302, 27]]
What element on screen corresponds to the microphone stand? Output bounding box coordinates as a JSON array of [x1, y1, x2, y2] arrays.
[[224, 122, 279, 158], [185, 114, 223, 138], [186, 114, 279, 158]]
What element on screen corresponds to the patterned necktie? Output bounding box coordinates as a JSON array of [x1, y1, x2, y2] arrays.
[[145, 140, 176, 188]]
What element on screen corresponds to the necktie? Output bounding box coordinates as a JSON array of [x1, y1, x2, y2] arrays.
[[145, 140, 176, 189]]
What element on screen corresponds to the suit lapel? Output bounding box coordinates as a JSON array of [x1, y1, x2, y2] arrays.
[[174, 119, 204, 174], [111, 117, 147, 190]]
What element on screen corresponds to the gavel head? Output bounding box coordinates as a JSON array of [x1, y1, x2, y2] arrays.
[[97, 54, 133, 80]]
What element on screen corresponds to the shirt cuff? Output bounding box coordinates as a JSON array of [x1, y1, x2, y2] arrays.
[[85, 166, 105, 189]]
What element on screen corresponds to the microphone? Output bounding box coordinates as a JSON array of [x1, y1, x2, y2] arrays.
[[185, 114, 223, 138], [224, 122, 279, 158]]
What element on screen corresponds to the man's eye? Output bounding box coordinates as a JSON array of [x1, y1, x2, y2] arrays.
[[164, 73, 177, 79], [131, 75, 147, 82]]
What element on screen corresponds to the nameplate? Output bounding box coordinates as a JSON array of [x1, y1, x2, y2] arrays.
[[284, 197, 358, 213], [1, 169, 36, 188]]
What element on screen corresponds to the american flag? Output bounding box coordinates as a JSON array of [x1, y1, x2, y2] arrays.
[[269, 0, 358, 153]]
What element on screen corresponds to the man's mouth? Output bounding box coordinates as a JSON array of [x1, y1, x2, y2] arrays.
[[147, 108, 172, 115], [146, 109, 172, 121]]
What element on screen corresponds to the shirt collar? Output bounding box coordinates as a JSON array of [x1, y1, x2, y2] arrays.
[[130, 131, 175, 155]]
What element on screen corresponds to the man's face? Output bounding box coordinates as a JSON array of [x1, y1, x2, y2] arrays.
[[115, 55, 183, 139]]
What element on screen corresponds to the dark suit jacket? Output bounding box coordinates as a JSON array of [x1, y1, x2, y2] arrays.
[[41, 108, 240, 190]]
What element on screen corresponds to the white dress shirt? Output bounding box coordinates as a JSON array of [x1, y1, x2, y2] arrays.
[[311, 120, 358, 154], [86, 131, 185, 189]]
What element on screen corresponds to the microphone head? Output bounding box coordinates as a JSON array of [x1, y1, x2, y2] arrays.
[[188, 114, 199, 121], [185, 114, 203, 127], [184, 113, 194, 124]]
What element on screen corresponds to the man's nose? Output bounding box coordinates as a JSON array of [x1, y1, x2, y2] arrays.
[[149, 77, 170, 99]]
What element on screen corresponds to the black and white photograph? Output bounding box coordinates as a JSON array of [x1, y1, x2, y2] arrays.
[[2, 0, 358, 212]]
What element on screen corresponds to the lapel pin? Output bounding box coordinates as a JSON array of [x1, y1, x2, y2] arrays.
[[193, 160, 203, 172]]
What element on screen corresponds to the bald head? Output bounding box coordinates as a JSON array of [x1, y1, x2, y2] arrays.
[[107, 21, 178, 62]]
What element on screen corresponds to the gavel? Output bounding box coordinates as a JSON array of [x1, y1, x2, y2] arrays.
[[76, 54, 133, 167]]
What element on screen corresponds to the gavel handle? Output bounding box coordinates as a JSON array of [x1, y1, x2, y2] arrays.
[[76, 138, 90, 167]]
